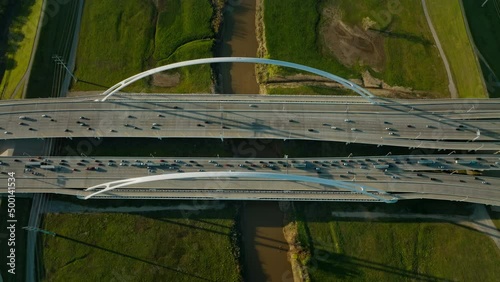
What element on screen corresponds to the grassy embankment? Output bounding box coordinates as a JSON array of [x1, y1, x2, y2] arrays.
[[26, 0, 80, 98], [462, 0, 500, 98], [0, 0, 43, 100], [426, 0, 487, 98], [41, 208, 241, 281], [69, 0, 215, 94], [489, 208, 500, 230], [291, 202, 500, 281], [262, 0, 449, 97]]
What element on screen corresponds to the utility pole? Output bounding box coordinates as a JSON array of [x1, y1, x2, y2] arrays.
[[23, 226, 56, 237], [52, 55, 77, 82]]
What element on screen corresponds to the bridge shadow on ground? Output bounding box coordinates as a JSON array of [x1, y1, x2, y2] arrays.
[[308, 250, 449, 281], [45, 232, 213, 281], [75, 79, 113, 89], [139, 211, 287, 250]]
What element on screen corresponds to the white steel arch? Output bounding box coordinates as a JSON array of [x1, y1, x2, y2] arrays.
[[84, 171, 398, 203], [99, 57, 376, 102]]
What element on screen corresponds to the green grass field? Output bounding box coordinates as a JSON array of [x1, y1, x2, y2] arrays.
[[151, 39, 214, 93], [426, 0, 487, 98], [153, 0, 213, 61], [263, 0, 449, 97], [70, 0, 215, 94], [263, 0, 354, 79], [0, 0, 42, 100], [462, 0, 500, 98], [41, 208, 241, 281], [294, 202, 500, 281], [70, 0, 156, 92]]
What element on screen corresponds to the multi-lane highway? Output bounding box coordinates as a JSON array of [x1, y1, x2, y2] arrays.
[[0, 95, 499, 150], [1, 155, 499, 205]]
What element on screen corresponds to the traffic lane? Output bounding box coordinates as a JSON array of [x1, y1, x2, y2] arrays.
[[3, 167, 498, 193], [2, 109, 496, 140], [2, 98, 500, 121], [1, 155, 499, 175]]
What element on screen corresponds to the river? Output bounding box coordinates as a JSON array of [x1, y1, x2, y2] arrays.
[[241, 202, 293, 282], [218, 0, 260, 94]]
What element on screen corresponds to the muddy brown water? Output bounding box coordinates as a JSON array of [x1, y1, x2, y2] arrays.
[[241, 202, 293, 282], [218, 0, 260, 94]]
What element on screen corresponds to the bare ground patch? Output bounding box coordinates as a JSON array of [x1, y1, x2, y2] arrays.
[[151, 72, 181, 87], [320, 6, 385, 72]]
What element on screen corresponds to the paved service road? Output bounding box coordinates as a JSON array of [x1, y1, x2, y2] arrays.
[[0, 95, 499, 150], [1, 155, 498, 205]]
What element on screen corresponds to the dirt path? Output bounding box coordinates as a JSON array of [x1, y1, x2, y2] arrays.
[[421, 0, 458, 98], [331, 204, 500, 251]]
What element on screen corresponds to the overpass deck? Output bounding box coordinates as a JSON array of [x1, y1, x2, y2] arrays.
[[1, 155, 498, 205], [1, 96, 499, 150]]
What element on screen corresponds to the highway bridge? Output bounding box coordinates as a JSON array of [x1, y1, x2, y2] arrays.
[[0, 94, 499, 150], [1, 155, 499, 205]]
